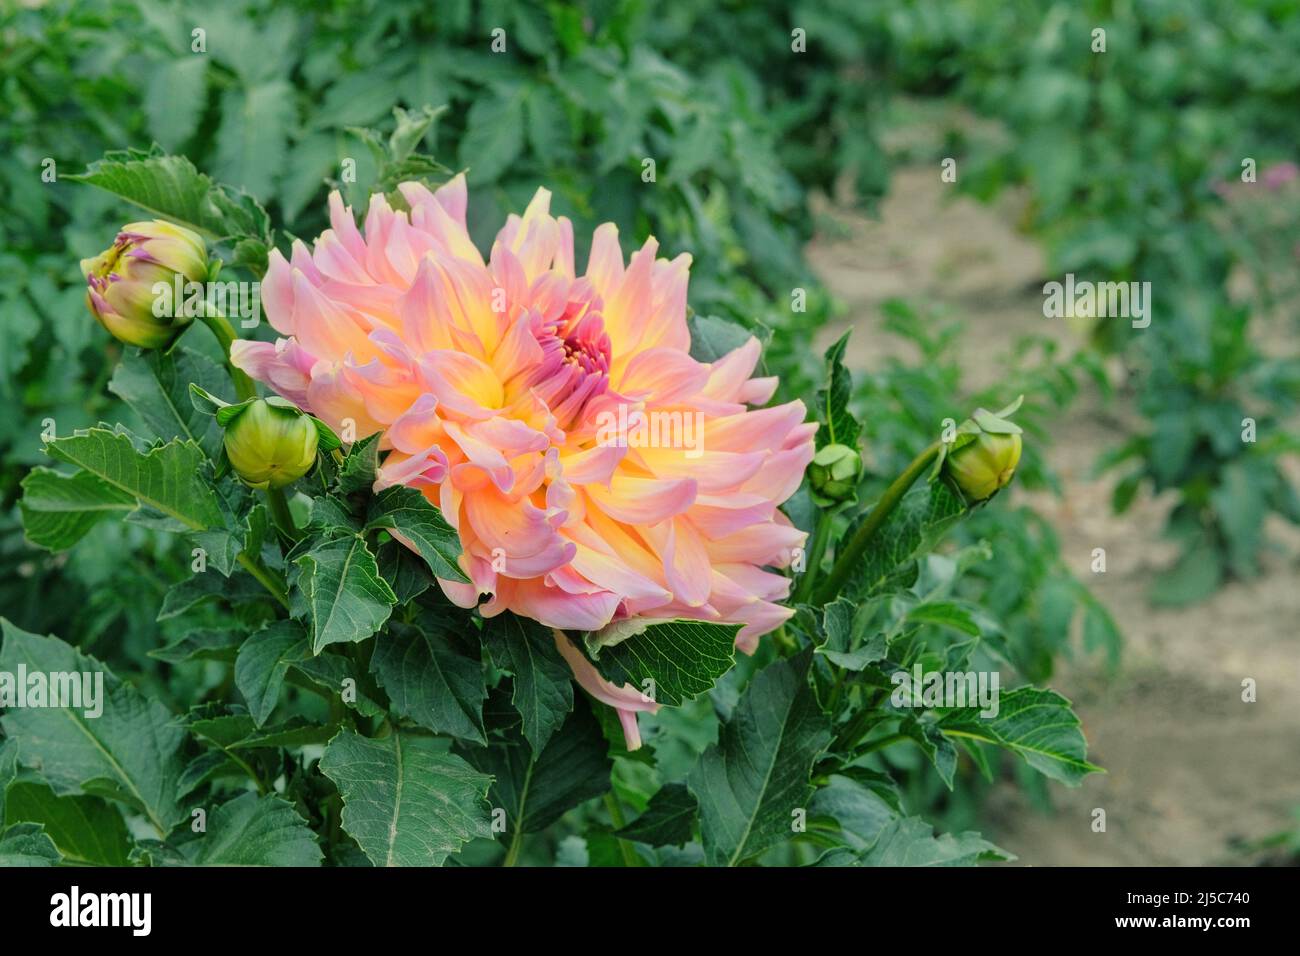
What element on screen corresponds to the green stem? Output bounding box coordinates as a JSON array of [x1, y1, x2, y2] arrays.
[[227, 750, 269, 795], [771, 624, 797, 657], [826, 668, 847, 711], [604, 793, 642, 868], [503, 828, 525, 867], [265, 487, 301, 542], [811, 441, 942, 605], [235, 551, 289, 610], [199, 312, 257, 401], [858, 731, 909, 755], [793, 509, 834, 604]]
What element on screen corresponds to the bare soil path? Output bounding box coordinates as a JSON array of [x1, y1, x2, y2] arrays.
[[807, 168, 1300, 865]]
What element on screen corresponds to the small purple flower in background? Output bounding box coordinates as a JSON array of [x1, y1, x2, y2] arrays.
[[1262, 162, 1299, 190]]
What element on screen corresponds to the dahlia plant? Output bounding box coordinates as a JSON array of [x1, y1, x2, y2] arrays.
[[5, 137, 1098, 868]]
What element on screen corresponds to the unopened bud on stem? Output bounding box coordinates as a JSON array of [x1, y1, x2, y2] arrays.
[[937, 396, 1025, 501], [945, 431, 1022, 500], [80, 220, 208, 349], [808, 443, 862, 505], [222, 399, 318, 490]]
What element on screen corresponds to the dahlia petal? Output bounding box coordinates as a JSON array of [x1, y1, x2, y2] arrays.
[[386, 393, 443, 454], [498, 580, 620, 632], [554, 630, 657, 753], [617, 346, 710, 402], [585, 474, 697, 524], [261, 248, 297, 335], [418, 350, 504, 419], [558, 443, 625, 485], [289, 269, 377, 363], [644, 517, 712, 608], [585, 223, 624, 296], [701, 336, 762, 402]]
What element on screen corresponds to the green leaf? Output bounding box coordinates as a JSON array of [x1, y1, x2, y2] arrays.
[[289, 652, 385, 718], [376, 539, 434, 604], [938, 687, 1102, 785], [214, 81, 294, 205], [1081, 600, 1122, 669], [193, 474, 256, 576], [1150, 539, 1223, 607], [67, 146, 271, 246], [809, 774, 897, 852], [0, 824, 61, 866], [181, 793, 322, 866], [18, 468, 135, 551], [815, 599, 887, 670], [687, 313, 764, 363], [335, 432, 381, 495], [320, 730, 492, 866], [688, 649, 833, 866], [458, 691, 612, 836], [583, 620, 738, 707], [366, 485, 468, 582], [144, 57, 209, 152], [157, 571, 268, 620], [109, 347, 229, 459], [149, 628, 242, 664], [178, 752, 235, 797], [0, 738, 18, 822], [305, 495, 363, 534], [459, 89, 525, 184], [615, 782, 697, 847], [526, 86, 571, 166], [816, 332, 861, 450], [41, 428, 223, 533], [370, 621, 487, 745], [0, 620, 187, 835], [2, 782, 132, 866], [229, 718, 336, 751], [897, 714, 958, 788], [482, 614, 573, 754], [235, 620, 310, 726], [848, 480, 967, 598], [854, 816, 1011, 867], [293, 533, 397, 653], [906, 601, 981, 636]]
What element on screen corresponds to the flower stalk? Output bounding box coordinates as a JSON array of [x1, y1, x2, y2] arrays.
[[199, 312, 258, 402], [811, 440, 942, 605]]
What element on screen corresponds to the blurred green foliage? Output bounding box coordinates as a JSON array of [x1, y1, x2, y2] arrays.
[[862, 0, 1300, 602]]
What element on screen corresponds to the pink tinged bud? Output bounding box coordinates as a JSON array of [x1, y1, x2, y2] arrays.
[[80, 219, 208, 349]]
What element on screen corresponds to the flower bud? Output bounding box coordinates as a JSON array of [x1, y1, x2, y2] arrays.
[[808, 443, 862, 504], [80, 220, 208, 349], [944, 431, 1022, 501], [222, 399, 319, 489]]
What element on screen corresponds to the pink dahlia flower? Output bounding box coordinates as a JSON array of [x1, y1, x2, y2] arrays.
[[232, 176, 816, 746]]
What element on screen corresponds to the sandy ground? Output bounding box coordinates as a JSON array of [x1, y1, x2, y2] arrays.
[[806, 167, 1300, 866]]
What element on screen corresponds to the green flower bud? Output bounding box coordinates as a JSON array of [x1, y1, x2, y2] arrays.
[[223, 399, 319, 490], [945, 431, 1022, 501], [80, 220, 208, 349], [809, 443, 862, 504]]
